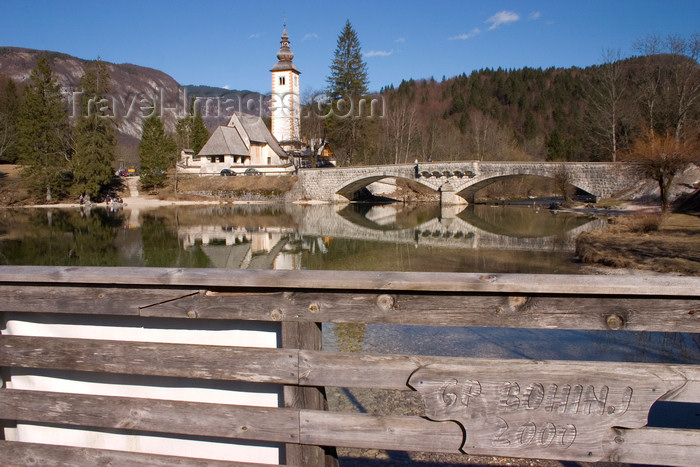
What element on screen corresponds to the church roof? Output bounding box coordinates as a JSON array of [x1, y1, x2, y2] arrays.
[[197, 112, 288, 159], [198, 126, 248, 157], [271, 25, 300, 73]]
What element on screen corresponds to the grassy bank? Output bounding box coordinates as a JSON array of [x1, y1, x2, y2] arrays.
[[576, 213, 700, 275], [153, 173, 298, 202]]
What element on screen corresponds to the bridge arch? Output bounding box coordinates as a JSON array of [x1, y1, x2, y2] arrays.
[[335, 173, 440, 201], [456, 174, 597, 203]]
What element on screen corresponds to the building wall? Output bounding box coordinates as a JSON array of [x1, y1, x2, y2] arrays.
[[271, 69, 300, 143]]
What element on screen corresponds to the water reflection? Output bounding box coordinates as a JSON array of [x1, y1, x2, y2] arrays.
[[0, 203, 697, 366], [0, 203, 605, 271]]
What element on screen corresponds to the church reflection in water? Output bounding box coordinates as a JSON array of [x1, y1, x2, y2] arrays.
[[165, 202, 607, 272], [0, 202, 607, 273]]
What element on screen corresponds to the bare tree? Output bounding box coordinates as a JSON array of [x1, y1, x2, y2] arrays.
[[666, 33, 700, 143], [384, 96, 418, 164], [586, 49, 629, 162], [634, 35, 664, 141], [553, 164, 574, 204], [627, 130, 697, 211], [300, 89, 328, 168], [634, 33, 700, 144]]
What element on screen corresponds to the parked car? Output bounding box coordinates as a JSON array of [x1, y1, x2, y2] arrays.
[[220, 169, 235, 176], [244, 168, 261, 176]]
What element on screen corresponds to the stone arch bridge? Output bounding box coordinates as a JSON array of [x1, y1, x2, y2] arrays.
[[296, 161, 636, 204]]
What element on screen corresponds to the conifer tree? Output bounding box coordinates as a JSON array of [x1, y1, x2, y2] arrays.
[[139, 113, 175, 188], [191, 112, 209, 154], [72, 59, 117, 198], [325, 20, 370, 166], [327, 20, 368, 102], [16, 56, 72, 202], [0, 78, 21, 163], [175, 101, 209, 155]]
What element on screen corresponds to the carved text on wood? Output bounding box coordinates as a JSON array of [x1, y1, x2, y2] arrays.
[[408, 363, 676, 461]]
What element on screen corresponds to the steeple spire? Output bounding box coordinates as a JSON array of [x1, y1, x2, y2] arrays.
[[271, 24, 299, 72]]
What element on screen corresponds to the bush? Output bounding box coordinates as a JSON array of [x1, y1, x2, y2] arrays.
[[614, 213, 663, 233]]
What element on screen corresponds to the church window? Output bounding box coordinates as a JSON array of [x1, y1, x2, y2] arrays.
[[279, 76, 285, 86]]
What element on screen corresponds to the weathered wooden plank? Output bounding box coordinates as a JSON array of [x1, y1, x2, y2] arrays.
[[274, 292, 700, 332], [282, 322, 338, 467], [0, 335, 298, 384], [407, 362, 678, 461], [0, 389, 298, 444], [1, 265, 698, 296], [300, 351, 417, 390], [3, 336, 698, 404], [0, 285, 200, 316], [0, 440, 274, 467], [299, 351, 700, 403], [303, 412, 700, 465], [300, 410, 463, 453], [7, 286, 699, 332], [603, 427, 700, 466]]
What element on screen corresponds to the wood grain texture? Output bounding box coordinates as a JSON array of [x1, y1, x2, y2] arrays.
[[6, 286, 699, 332], [0, 389, 298, 443], [603, 427, 700, 466], [299, 351, 700, 403], [0, 285, 200, 316], [1, 265, 699, 465], [2, 336, 698, 402], [408, 363, 678, 461], [1, 265, 698, 296], [0, 440, 272, 467], [299, 410, 464, 453], [282, 321, 339, 467], [0, 335, 298, 384]]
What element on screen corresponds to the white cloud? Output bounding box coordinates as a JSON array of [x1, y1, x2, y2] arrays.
[[365, 49, 393, 57], [302, 33, 318, 41], [529, 11, 542, 20], [448, 28, 481, 40], [222, 85, 230, 90], [248, 33, 260, 39], [485, 10, 520, 30], [394, 37, 405, 43]]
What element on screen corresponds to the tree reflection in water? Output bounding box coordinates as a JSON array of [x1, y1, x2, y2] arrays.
[[0, 204, 696, 366]]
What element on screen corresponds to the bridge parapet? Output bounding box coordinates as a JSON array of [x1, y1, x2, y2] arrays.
[[296, 162, 638, 204]]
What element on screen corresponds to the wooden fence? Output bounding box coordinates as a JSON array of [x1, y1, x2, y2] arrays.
[[1, 266, 699, 466]]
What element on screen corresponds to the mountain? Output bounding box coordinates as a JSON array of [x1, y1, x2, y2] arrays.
[[0, 47, 265, 165]]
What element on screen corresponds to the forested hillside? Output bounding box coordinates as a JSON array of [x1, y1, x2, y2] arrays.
[[310, 51, 699, 166]]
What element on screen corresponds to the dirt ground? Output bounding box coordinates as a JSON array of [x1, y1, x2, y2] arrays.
[[576, 213, 700, 275], [0, 164, 31, 205]]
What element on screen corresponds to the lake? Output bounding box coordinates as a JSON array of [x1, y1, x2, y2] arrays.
[[1, 202, 698, 368], [0, 202, 602, 272]]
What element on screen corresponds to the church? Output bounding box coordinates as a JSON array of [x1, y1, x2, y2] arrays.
[[180, 25, 303, 175]]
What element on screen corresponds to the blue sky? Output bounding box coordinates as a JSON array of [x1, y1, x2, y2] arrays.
[[1, 1, 698, 95]]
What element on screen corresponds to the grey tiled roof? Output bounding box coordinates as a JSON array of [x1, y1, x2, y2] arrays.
[[198, 126, 248, 157], [197, 112, 288, 159], [271, 60, 299, 73]]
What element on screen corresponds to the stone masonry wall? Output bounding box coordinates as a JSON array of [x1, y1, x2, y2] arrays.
[[295, 162, 638, 203]]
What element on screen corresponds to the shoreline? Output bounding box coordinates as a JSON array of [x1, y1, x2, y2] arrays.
[[3, 197, 334, 210]]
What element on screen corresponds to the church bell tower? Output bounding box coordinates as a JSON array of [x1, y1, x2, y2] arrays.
[[271, 25, 301, 150]]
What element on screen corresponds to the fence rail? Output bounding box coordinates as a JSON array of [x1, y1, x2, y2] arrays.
[[1, 266, 699, 466]]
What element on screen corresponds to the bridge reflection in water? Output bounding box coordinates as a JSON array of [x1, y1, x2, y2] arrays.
[[173, 203, 606, 272]]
